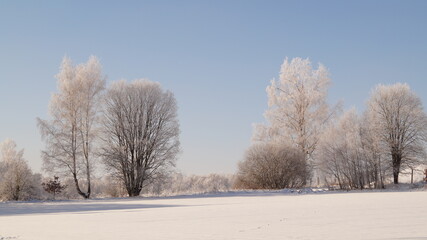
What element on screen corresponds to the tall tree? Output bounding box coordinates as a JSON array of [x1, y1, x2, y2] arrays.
[[38, 56, 105, 199], [367, 83, 427, 184], [101, 80, 180, 197], [254, 57, 336, 182]]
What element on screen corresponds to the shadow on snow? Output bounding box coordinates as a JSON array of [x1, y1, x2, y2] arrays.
[[0, 201, 183, 216]]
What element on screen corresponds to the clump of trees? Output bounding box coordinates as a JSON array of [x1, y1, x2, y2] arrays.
[[318, 83, 427, 189], [238, 57, 336, 189], [318, 109, 385, 189], [36, 56, 180, 199], [237, 57, 427, 190], [0, 139, 42, 201], [2, 55, 426, 201]]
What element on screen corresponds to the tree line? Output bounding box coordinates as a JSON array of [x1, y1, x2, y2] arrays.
[[236, 57, 427, 190], [0, 56, 180, 201], [1, 56, 426, 201]]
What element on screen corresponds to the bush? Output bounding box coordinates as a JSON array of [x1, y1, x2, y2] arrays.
[[235, 143, 308, 189]]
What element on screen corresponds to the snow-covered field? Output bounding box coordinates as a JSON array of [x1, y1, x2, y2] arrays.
[[1, 190, 426, 240]]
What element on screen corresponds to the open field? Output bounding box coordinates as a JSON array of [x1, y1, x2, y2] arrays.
[[1, 190, 426, 240]]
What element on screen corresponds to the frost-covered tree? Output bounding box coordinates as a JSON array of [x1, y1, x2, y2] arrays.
[[101, 80, 180, 197], [37, 56, 106, 199], [359, 112, 387, 188], [366, 83, 427, 184], [0, 139, 42, 201], [318, 109, 381, 189], [253, 57, 336, 183], [319, 108, 392, 190], [235, 143, 308, 189]]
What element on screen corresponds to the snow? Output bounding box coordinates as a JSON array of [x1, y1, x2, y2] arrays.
[[1, 190, 426, 239]]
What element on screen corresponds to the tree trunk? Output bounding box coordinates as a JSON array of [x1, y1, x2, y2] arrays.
[[86, 157, 91, 199], [393, 170, 399, 184], [128, 188, 141, 197], [73, 173, 90, 199], [392, 152, 401, 184]]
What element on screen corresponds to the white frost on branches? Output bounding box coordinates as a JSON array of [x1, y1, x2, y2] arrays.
[[254, 57, 335, 164]]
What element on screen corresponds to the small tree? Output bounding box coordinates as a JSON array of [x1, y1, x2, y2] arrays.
[[42, 176, 66, 199]]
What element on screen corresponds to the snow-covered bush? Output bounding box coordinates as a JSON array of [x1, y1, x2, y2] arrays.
[[234, 143, 308, 189]]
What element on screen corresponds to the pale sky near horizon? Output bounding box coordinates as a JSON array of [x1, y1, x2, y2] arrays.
[[0, 1, 426, 175]]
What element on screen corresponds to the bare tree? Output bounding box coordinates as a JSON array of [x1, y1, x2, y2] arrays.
[[37, 56, 105, 199], [253, 57, 337, 184], [101, 80, 180, 197], [235, 143, 308, 189], [359, 112, 387, 189], [319, 108, 394, 190], [367, 83, 427, 184], [319, 109, 380, 190]]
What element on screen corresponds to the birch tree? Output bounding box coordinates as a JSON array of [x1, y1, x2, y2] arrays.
[[101, 80, 180, 197], [253, 57, 336, 182], [367, 83, 427, 184], [37, 56, 105, 199]]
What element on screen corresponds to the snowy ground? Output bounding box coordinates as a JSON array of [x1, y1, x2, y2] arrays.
[[1, 190, 426, 240]]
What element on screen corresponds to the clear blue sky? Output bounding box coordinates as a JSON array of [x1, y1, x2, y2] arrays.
[[0, 1, 426, 175]]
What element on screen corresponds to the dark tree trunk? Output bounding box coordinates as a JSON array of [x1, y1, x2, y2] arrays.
[[73, 173, 90, 199], [128, 187, 141, 197], [392, 152, 401, 184]]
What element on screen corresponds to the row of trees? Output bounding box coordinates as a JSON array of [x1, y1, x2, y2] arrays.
[[2, 56, 425, 200], [37, 56, 180, 199], [237, 57, 427, 190], [319, 84, 427, 189], [0, 140, 233, 200]]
